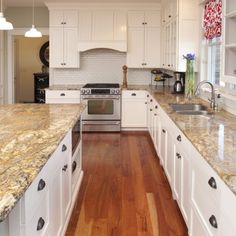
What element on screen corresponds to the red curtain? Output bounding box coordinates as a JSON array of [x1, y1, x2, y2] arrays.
[[203, 0, 222, 40]]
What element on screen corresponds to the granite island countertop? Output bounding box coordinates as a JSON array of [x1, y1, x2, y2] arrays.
[[0, 103, 86, 222], [127, 85, 236, 196]]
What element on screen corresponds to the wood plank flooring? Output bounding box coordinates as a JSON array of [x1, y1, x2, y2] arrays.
[[66, 132, 188, 236]]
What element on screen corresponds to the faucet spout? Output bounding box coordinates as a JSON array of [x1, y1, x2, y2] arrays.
[[194, 80, 216, 110]]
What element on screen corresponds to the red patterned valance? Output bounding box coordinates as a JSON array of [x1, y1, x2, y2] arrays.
[[203, 0, 222, 40]]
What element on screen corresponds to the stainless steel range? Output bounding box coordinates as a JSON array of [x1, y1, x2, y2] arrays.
[[81, 83, 121, 132]]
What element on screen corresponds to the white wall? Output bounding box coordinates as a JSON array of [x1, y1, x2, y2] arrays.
[[51, 49, 154, 85], [5, 7, 49, 28]]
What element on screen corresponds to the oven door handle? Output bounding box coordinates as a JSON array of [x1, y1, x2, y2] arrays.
[[81, 96, 120, 100], [83, 121, 120, 125]]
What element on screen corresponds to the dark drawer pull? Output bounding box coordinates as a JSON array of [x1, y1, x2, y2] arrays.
[[154, 113, 157, 116], [150, 99, 153, 102], [131, 93, 136, 96], [176, 153, 181, 159], [162, 129, 166, 133], [62, 144, 67, 152], [155, 105, 158, 109], [72, 161, 77, 173], [177, 135, 182, 142], [209, 215, 218, 229], [147, 94, 149, 98], [150, 109, 153, 111], [62, 164, 68, 172], [208, 177, 217, 189], [145, 102, 147, 104], [37, 179, 46, 191], [37, 217, 45, 231], [60, 93, 65, 96]]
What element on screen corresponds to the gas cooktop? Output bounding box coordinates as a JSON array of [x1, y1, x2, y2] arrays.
[[82, 83, 120, 89]]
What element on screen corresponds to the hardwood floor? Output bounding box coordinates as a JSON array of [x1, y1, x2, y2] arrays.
[[66, 132, 188, 236]]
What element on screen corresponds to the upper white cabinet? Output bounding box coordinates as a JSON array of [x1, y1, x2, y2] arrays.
[[161, 0, 199, 71], [222, 0, 236, 83], [127, 10, 161, 68], [78, 10, 127, 52], [49, 10, 80, 68]]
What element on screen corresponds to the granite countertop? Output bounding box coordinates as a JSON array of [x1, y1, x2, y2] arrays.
[[0, 103, 86, 222], [46, 84, 84, 90], [128, 85, 236, 196]]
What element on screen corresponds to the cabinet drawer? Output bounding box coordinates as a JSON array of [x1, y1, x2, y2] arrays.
[[46, 90, 80, 99], [122, 90, 146, 99], [25, 201, 50, 236]]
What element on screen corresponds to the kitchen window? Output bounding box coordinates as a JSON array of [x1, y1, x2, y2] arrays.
[[200, 0, 223, 87]]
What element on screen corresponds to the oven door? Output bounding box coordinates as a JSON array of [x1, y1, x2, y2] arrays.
[[81, 95, 120, 120]]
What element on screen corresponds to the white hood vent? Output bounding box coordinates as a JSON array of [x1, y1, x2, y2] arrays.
[[78, 41, 127, 52]]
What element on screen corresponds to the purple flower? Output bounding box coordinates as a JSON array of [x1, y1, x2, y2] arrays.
[[183, 53, 195, 60]]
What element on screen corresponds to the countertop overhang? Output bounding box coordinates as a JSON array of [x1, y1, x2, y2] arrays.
[[0, 103, 86, 222]]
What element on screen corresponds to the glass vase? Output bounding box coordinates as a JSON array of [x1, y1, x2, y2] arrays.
[[185, 59, 195, 100]]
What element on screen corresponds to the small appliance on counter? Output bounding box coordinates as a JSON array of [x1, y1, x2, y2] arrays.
[[173, 72, 185, 94]]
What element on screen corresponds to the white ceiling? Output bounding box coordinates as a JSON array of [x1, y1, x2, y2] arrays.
[[5, 0, 160, 7]]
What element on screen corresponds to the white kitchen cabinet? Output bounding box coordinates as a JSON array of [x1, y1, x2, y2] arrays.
[[146, 93, 154, 136], [159, 122, 167, 167], [222, 0, 236, 83], [78, 10, 127, 52], [153, 102, 160, 154], [122, 90, 147, 129], [127, 10, 161, 68], [161, 0, 199, 71], [46, 90, 81, 104], [49, 10, 79, 68]]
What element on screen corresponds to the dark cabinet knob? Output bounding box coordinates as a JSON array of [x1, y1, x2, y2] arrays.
[[208, 177, 217, 189], [72, 161, 77, 173], [145, 102, 147, 104], [155, 105, 158, 109], [62, 164, 68, 171], [169, 15, 171, 18], [37, 179, 46, 191], [176, 153, 181, 159], [37, 217, 45, 231], [60, 93, 65, 96], [162, 129, 166, 133], [177, 135, 182, 142], [62, 144, 67, 152], [150, 99, 153, 102], [131, 93, 136, 96], [147, 94, 149, 98], [154, 113, 157, 116], [209, 215, 218, 229], [150, 109, 153, 111]]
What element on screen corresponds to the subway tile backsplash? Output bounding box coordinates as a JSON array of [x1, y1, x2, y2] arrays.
[[50, 49, 152, 85]]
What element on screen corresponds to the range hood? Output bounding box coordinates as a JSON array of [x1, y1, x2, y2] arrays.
[[78, 41, 127, 52]]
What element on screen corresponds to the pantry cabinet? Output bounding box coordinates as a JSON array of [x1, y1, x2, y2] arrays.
[[127, 10, 161, 68], [121, 90, 147, 129], [222, 0, 236, 83], [49, 10, 79, 68], [161, 0, 199, 71]]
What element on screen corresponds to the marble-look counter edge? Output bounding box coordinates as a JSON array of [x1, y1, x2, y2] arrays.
[[0, 104, 86, 222]]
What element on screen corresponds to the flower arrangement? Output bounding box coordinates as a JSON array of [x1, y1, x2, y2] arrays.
[[183, 53, 196, 99]]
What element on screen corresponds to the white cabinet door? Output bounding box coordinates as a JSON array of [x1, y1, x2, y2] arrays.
[[50, 27, 64, 67], [145, 27, 161, 68], [159, 124, 167, 166], [64, 28, 79, 68], [174, 144, 190, 226], [50, 10, 78, 27], [127, 28, 144, 67], [153, 103, 160, 153], [165, 131, 173, 185], [127, 10, 161, 68], [145, 10, 161, 27]]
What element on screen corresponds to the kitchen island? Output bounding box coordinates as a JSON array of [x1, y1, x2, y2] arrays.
[[0, 103, 85, 235]]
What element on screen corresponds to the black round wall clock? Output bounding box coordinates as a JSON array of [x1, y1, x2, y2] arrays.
[[39, 41, 49, 67]]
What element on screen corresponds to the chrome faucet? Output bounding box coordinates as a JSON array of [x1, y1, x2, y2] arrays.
[[194, 80, 217, 110]]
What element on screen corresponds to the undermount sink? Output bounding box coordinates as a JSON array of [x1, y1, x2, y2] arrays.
[[170, 103, 213, 115]]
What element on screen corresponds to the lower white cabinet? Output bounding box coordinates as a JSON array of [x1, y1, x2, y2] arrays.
[[46, 90, 81, 104], [121, 90, 147, 129], [1, 130, 75, 236]]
